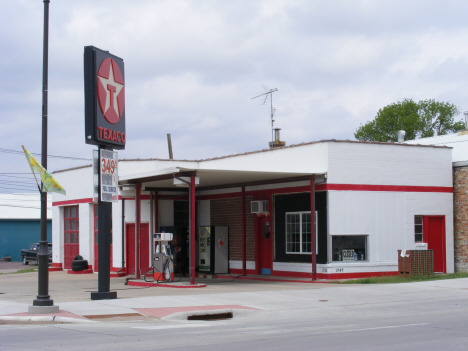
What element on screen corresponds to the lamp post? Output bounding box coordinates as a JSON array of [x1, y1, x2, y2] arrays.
[[29, 0, 59, 314]]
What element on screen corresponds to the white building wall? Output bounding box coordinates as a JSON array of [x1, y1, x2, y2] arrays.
[[51, 206, 62, 264], [404, 192, 454, 273], [329, 191, 406, 265], [328, 190, 454, 273], [78, 203, 92, 262], [52, 166, 93, 202], [201, 142, 329, 174], [327, 142, 453, 187], [112, 200, 123, 268]]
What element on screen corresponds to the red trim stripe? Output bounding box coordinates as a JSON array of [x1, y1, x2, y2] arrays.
[[52, 195, 122, 207], [52, 198, 93, 206], [321, 184, 452, 193], [53, 184, 451, 206]]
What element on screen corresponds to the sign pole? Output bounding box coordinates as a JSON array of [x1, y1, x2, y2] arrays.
[[84, 46, 124, 300], [91, 146, 117, 300]]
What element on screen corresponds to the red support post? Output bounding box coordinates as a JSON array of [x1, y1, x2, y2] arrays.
[[135, 183, 141, 279], [242, 187, 246, 276], [310, 179, 316, 280], [189, 176, 196, 285], [154, 191, 158, 234]]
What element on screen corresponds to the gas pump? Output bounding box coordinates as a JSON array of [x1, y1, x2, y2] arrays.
[[153, 232, 174, 282]]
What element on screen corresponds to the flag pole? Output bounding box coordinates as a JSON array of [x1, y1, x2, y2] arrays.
[[29, 0, 58, 313]]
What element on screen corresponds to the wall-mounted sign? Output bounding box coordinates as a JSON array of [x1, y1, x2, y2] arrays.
[[100, 149, 118, 203], [342, 249, 355, 261], [84, 46, 126, 150]]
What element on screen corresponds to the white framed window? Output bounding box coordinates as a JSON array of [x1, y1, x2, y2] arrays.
[[332, 235, 367, 262], [414, 215, 423, 242], [285, 211, 318, 254]]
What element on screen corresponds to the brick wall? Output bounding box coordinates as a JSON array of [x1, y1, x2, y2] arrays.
[[453, 166, 468, 271], [210, 196, 256, 261]]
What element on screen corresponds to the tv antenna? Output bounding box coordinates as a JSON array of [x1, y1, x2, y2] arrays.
[[252, 87, 278, 142]]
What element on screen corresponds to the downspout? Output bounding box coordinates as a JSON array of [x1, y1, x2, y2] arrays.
[[121, 198, 125, 270], [242, 187, 246, 276], [310, 178, 316, 280]]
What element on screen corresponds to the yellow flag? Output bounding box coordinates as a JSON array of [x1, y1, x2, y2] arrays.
[[22, 145, 66, 195]]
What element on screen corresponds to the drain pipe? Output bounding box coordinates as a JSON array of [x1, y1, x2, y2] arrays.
[[121, 198, 125, 270]]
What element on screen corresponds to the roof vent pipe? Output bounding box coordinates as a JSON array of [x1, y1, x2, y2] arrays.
[[274, 128, 281, 142], [269, 128, 286, 148], [167, 134, 173, 159], [397, 130, 406, 143], [464, 111, 468, 130]]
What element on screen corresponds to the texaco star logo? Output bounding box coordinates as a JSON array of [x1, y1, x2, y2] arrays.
[[97, 58, 125, 124]]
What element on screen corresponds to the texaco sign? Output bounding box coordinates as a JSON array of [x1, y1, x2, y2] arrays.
[[84, 46, 126, 149]]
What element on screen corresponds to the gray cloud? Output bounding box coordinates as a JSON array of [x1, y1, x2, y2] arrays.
[[2, 0, 468, 193]]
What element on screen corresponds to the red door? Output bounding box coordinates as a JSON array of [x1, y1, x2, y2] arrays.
[[126, 223, 150, 277], [426, 216, 446, 273], [256, 215, 272, 275], [64, 206, 80, 269]]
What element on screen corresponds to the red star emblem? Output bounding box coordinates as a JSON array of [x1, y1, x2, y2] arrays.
[[97, 58, 125, 124]]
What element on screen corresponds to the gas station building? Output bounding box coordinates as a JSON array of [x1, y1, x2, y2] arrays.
[[51, 139, 454, 280]]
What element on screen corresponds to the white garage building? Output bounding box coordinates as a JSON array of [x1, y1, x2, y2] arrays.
[[51, 139, 454, 280]]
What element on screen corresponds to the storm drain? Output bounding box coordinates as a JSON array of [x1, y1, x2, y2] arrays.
[[187, 311, 233, 321]]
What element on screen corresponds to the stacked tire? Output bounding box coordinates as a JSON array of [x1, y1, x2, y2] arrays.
[[71, 255, 88, 271]]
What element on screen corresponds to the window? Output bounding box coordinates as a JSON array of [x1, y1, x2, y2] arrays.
[[332, 235, 367, 262], [64, 206, 79, 244], [286, 211, 317, 254], [414, 215, 423, 242]]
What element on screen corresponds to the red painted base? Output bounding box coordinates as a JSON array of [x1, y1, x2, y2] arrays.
[[67, 269, 93, 275], [48, 263, 63, 272], [127, 280, 206, 288], [317, 271, 399, 280], [216, 274, 319, 284], [228, 269, 398, 280], [48, 267, 63, 272], [110, 271, 127, 278]]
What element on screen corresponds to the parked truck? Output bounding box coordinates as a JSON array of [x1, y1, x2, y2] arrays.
[[20, 243, 52, 265]]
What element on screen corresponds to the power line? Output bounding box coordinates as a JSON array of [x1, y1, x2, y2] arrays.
[[0, 174, 35, 179], [0, 204, 52, 210], [0, 179, 37, 185], [0, 186, 38, 192], [0, 147, 91, 161]]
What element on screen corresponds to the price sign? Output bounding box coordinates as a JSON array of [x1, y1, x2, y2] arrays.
[[100, 149, 118, 202], [342, 249, 355, 261]]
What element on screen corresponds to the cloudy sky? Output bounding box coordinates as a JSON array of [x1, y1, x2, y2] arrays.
[[2, 0, 468, 194]]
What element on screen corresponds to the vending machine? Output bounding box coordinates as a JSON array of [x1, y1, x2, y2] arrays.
[[198, 226, 229, 274]]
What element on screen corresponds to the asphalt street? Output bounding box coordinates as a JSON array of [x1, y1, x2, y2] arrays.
[[0, 268, 467, 351]]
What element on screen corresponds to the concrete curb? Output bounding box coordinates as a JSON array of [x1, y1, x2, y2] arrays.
[[0, 315, 94, 323]]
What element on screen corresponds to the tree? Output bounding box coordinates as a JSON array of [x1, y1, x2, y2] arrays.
[[354, 99, 464, 142]]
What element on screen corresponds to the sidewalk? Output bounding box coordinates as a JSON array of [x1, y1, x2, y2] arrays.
[[3, 263, 466, 325], [0, 264, 330, 324]]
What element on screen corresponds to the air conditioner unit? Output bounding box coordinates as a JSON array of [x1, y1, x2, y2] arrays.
[[251, 200, 269, 214]]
